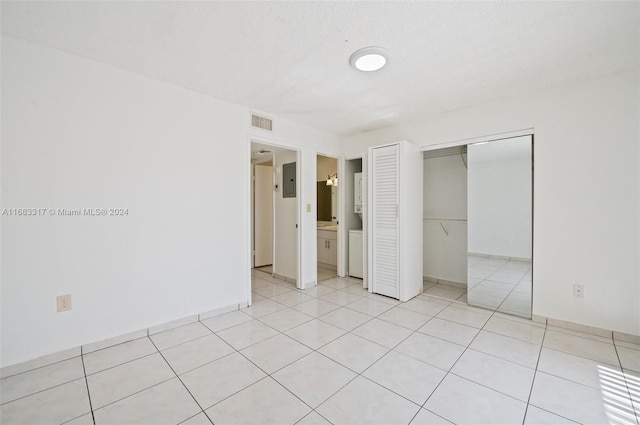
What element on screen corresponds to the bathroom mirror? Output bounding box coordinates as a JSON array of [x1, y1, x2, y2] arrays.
[[467, 135, 533, 318], [317, 182, 332, 221]]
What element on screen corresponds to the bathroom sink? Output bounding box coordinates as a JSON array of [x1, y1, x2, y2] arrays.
[[317, 222, 338, 231]]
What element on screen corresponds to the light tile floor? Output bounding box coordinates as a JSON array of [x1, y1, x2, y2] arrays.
[[1, 271, 638, 425], [253, 265, 337, 282]]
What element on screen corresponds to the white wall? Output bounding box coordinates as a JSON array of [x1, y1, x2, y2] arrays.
[[0, 36, 342, 367], [423, 154, 467, 284], [468, 137, 532, 259], [345, 71, 640, 335]]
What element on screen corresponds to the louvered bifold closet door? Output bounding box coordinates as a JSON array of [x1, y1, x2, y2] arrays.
[[371, 144, 400, 298]]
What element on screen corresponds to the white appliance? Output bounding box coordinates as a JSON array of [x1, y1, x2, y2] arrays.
[[349, 229, 363, 278], [354, 172, 363, 217]]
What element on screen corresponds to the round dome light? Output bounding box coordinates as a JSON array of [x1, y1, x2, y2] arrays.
[[350, 47, 388, 72]]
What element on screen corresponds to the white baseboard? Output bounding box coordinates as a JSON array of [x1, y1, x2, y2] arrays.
[[468, 252, 532, 262], [273, 273, 296, 284], [83, 329, 149, 354], [302, 280, 317, 289], [0, 301, 246, 377], [0, 346, 80, 379], [423, 276, 466, 289], [148, 315, 199, 337]]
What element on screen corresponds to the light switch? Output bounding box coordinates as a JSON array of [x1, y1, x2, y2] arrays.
[[307, 203, 311, 213]]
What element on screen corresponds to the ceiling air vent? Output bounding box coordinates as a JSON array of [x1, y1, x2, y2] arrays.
[[251, 114, 273, 131]]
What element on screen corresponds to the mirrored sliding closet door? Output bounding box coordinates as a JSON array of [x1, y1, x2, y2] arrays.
[[467, 135, 533, 318]]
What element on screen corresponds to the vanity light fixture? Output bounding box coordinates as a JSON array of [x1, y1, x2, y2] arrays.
[[326, 173, 338, 186], [350, 47, 388, 72]]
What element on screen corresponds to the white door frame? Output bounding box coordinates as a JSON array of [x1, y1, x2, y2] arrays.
[[420, 128, 534, 152], [315, 151, 345, 278], [247, 136, 303, 306]]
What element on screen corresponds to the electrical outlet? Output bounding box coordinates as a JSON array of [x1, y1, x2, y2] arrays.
[[57, 294, 72, 312], [573, 284, 584, 298]]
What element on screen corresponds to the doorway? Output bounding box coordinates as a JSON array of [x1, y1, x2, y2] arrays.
[[316, 154, 338, 281], [250, 141, 300, 292], [252, 152, 273, 273], [344, 158, 364, 285]]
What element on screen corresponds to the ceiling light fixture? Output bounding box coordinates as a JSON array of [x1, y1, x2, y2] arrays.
[[350, 47, 388, 72]]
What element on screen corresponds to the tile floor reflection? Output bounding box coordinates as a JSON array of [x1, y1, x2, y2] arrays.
[[467, 254, 532, 318], [1, 271, 637, 424]]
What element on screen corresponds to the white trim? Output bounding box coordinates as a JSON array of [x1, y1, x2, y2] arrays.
[[0, 346, 80, 379], [420, 128, 535, 151], [296, 148, 302, 289], [148, 315, 199, 336], [199, 303, 242, 320], [246, 136, 253, 306], [82, 329, 148, 354]]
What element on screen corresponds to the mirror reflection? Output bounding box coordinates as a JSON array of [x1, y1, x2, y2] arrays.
[[467, 136, 533, 318], [317, 155, 338, 282]]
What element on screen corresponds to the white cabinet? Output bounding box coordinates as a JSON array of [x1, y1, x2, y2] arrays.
[[349, 230, 363, 278], [317, 229, 337, 266], [368, 141, 422, 301]]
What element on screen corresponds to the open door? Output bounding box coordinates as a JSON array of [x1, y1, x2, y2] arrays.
[[253, 164, 273, 268]]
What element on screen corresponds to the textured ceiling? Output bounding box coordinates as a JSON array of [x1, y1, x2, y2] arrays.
[[2, 1, 638, 136]]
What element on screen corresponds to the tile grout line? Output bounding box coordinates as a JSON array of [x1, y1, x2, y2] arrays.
[[0, 376, 86, 407], [263, 281, 527, 424], [352, 311, 444, 424], [292, 297, 455, 422], [233, 276, 635, 424], [80, 347, 96, 425], [0, 356, 78, 381], [520, 320, 547, 424], [196, 310, 337, 423], [416, 308, 498, 421], [395, 310, 451, 424], [288, 304, 421, 423], [612, 339, 640, 425], [82, 337, 179, 414], [520, 337, 589, 424], [147, 335, 213, 423], [491, 273, 529, 314], [233, 349, 324, 422], [468, 257, 530, 316], [211, 286, 426, 423], [543, 330, 628, 365], [74, 347, 96, 425], [194, 302, 347, 421]]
